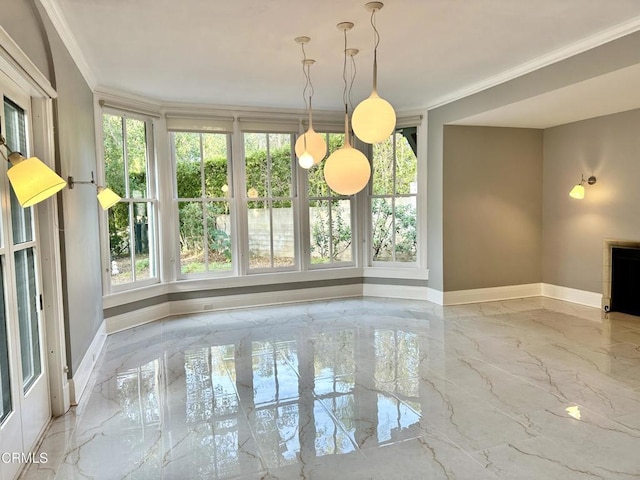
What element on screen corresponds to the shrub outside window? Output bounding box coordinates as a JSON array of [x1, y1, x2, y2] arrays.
[[173, 132, 233, 276]]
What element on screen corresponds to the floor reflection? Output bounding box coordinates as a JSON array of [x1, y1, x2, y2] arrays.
[[113, 323, 432, 478], [23, 298, 640, 480]]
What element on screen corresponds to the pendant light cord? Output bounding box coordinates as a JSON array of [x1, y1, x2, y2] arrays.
[[300, 42, 310, 112]]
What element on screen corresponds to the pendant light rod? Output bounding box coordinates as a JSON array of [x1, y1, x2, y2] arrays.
[[365, 1, 383, 93]]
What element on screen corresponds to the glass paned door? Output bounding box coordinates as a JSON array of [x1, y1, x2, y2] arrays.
[[0, 81, 51, 479]]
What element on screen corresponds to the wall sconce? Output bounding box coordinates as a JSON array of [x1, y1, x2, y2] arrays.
[[68, 171, 121, 210], [0, 135, 67, 207], [569, 174, 596, 200]]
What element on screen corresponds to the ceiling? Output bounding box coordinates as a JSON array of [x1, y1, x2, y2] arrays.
[[47, 0, 640, 125]]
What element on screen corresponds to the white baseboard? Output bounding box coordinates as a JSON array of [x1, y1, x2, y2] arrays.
[[426, 287, 444, 305], [69, 321, 107, 405], [443, 283, 543, 306], [363, 284, 428, 300], [106, 302, 171, 334], [541, 283, 602, 308]]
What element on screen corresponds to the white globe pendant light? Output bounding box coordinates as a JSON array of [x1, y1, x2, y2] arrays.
[[352, 2, 396, 144], [324, 22, 371, 196], [324, 112, 370, 195], [294, 38, 327, 169], [294, 99, 327, 167]]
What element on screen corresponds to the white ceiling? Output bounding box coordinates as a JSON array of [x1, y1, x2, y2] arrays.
[[47, 0, 640, 124]]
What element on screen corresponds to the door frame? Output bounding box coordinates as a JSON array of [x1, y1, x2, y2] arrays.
[[0, 27, 70, 419]]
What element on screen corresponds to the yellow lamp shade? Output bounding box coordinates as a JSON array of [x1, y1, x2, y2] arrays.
[[352, 93, 396, 144], [323, 145, 371, 195], [7, 155, 66, 207], [97, 187, 121, 210], [295, 127, 327, 166], [569, 184, 585, 199]]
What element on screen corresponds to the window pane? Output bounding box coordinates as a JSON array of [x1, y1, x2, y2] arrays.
[[395, 133, 417, 195], [179, 201, 204, 274], [395, 197, 417, 262], [175, 132, 203, 199], [371, 198, 394, 262], [269, 134, 292, 198], [206, 201, 232, 272], [372, 136, 394, 196], [133, 202, 152, 280], [0, 258, 12, 423], [245, 133, 268, 198], [15, 248, 41, 393], [203, 134, 229, 198], [272, 200, 294, 267], [10, 192, 33, 245], [4, 98, 35, 245], [331, 199, 352, 262], [109, 202, 132, 284], [126, 118, 148, 198], [310, 200, 330, 264], [103, 114, 126, 198], [247, 200, 270, 269], [308, 164, 329, 198]]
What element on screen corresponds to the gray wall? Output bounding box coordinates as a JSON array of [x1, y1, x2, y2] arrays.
[[1, 0, 103, 376], [443, 126, 542, 291], [428, 29, 640, 293], [0, 0, 52, 83], [542, 108, 640, 294]]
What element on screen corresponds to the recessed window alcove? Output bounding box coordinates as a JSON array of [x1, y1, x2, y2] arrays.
[[603, 239, 640, 315]]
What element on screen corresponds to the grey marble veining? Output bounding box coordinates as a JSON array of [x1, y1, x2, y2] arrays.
[[20, 297, 640, 479]]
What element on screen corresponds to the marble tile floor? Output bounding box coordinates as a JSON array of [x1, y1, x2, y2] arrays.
[[21, 296, 640, 480]]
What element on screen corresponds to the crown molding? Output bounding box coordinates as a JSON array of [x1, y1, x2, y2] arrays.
[[38, 0, 97, 89], [427, 14, 640, 111]]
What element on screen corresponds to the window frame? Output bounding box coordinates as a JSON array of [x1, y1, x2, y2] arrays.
[[368, 127, 419, 267], [303, 131, 356, 270], [99, 108, 160, 294], [172, 131, 235, 279], [241, 131, 299, 275]]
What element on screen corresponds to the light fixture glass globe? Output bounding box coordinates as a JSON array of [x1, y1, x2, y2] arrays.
[[352, 93, 396, 144], [298, 151, 314, 169], [295, 128, 327, 165], [323, 145, 371, 195]]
